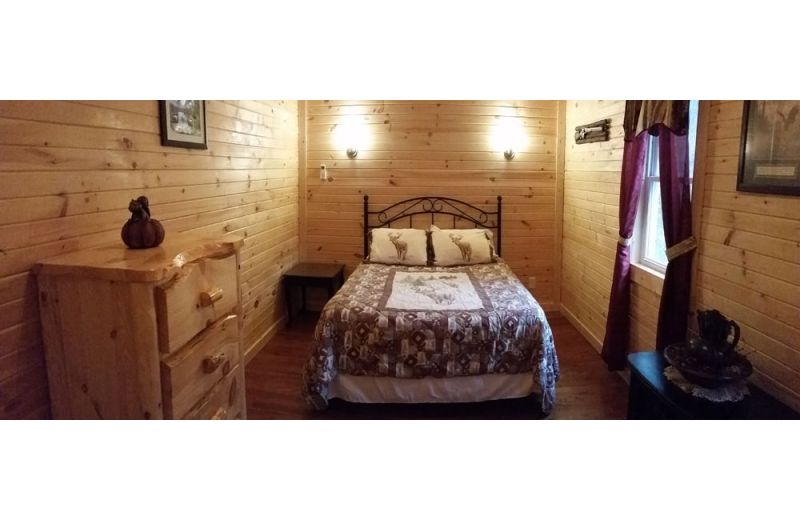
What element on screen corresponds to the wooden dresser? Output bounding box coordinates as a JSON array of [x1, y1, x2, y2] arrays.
[[33, 234, 246, 420]]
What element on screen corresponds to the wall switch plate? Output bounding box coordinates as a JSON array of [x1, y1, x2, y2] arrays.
[[320, 164, 327, 180], [528, 277, 536, 288]]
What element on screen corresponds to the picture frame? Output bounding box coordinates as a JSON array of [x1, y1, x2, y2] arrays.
[[158, 100, 208, 149], [737, 100, 800, 196]]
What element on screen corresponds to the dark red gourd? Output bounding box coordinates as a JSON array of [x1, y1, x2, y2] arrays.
[[121, 196, 165, 249]]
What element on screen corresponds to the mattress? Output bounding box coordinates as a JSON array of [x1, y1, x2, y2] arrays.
[[301, 260, 560, 413]]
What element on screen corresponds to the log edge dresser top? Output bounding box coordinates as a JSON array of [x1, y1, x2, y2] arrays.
[[32, 233, 244, 283]]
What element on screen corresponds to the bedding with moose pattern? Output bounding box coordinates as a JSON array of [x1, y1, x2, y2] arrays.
[[301, 260, 560, 413]]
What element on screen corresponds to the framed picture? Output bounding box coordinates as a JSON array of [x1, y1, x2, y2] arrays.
[[159, 100, 207, 149], [737, 100, 800, 196]]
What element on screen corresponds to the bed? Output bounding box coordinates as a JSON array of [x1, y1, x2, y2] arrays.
[[301, 196, 560, 414]]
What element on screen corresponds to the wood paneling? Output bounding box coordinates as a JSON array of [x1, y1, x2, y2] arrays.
[[302, 100, 563, 307], [693, 100, 800, 411], [629, 265, 662, 353], [560, 99, 800, 412], [560, 101, 662, 356], [0, 100, 299, 419]]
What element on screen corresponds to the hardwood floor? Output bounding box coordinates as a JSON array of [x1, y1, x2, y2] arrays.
[[245, 311, 630, 419]]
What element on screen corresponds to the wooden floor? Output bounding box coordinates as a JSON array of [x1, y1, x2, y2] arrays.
[[246, 311, 630, 419]]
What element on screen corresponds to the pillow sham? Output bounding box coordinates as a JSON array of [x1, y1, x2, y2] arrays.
[[429, 225, 496, 266], [367, 228, 429, 265]]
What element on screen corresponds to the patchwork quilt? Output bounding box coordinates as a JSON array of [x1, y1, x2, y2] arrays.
[[301, 261, 560, 413]]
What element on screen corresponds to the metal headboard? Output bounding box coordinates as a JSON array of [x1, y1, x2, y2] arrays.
[[363, 195, 502, 258]]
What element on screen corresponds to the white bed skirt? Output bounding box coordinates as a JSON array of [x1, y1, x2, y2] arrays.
[[328, 373, 537, 404]]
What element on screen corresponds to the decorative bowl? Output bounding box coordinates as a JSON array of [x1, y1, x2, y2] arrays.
[[663, 342, 753, 389]]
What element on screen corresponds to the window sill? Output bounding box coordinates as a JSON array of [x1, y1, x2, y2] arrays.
[[631, 262, 665, 296], [632, 262, 665, 280]]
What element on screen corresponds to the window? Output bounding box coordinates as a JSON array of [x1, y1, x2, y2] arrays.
[[635, 100, 699, 274]]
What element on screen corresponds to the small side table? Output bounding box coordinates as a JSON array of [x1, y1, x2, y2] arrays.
[[627, 352, 799, 420], [282, 262, 345, 327]]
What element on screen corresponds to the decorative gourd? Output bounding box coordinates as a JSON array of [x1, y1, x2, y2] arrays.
[[121, 196, 165, 249]]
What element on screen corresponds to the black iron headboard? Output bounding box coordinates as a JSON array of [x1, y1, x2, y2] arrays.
[[363, 195, 502, 258]]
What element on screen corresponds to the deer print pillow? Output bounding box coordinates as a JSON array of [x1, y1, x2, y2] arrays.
[[367, 228, 429, 266], [429, 225, 495, 266]]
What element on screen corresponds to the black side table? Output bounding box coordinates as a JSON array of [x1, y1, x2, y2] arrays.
[[628, 352, 799, 420], [282, 262, 345, 327]]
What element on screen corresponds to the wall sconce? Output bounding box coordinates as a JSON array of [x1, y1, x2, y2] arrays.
[[492, 117, 525, 161], [336, 116, 369, 160]]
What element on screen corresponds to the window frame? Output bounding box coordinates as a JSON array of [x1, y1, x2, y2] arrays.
[[633, 100, 699, 276], [637, 136, 667, 274]]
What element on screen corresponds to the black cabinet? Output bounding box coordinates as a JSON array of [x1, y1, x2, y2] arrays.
[[282, 263, 345, 327], [627, 352, 798, 420]]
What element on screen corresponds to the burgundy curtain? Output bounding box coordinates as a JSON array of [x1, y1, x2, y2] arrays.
[[655, 128, 694, 351], [601, 101, 691, 370], [600, 130, 649, 370]]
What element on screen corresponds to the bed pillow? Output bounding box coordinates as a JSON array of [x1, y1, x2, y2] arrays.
[[368, 228, 429, 265], [429, 225, 496, 266]]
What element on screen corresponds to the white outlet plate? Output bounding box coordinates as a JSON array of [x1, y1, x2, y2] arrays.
[[528, 277, 536, 288]]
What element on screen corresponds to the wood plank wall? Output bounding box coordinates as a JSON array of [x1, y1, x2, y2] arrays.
[[561, 100, 620, 346], [560, 100, 662, 353], [694, 100, 800, 410], [561, 99, 800, 412], [0, 100, 299, 419], [302, 100, 562, 308]]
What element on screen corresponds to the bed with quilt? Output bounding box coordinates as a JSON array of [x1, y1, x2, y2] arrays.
[[301, 196, 560, 414]]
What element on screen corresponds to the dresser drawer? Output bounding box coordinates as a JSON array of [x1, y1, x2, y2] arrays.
[[161, 313, 240, 419], [183, 364, 246, 420], [155, 253, 238, 354]]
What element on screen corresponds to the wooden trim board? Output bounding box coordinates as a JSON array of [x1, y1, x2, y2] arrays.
[[555, 100, 566, 305], [560, 303, 603, 353]]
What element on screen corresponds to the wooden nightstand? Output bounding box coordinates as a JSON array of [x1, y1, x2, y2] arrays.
[[283, 263, 345, 327], [627, 352, 799, 420]]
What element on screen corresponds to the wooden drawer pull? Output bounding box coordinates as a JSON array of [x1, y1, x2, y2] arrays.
[[199, 287, 224, 307], [210, 407, 228, 420], [202, 353, 226, 374]]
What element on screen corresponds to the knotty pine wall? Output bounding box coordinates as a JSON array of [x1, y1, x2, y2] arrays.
[[694, 100, 800, 410], [0, 100, 299, 419], [561, 99, 800, 412], [560, 100, 663, 354], [302, 100, 563, 308]]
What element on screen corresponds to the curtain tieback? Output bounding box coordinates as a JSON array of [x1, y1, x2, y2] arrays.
[[617, 235, 632, 247], [666, 236, 697, 262]]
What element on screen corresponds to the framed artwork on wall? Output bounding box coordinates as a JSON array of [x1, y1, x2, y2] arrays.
[[158, 100, 207, 149], [737, 100, 800, 196]]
